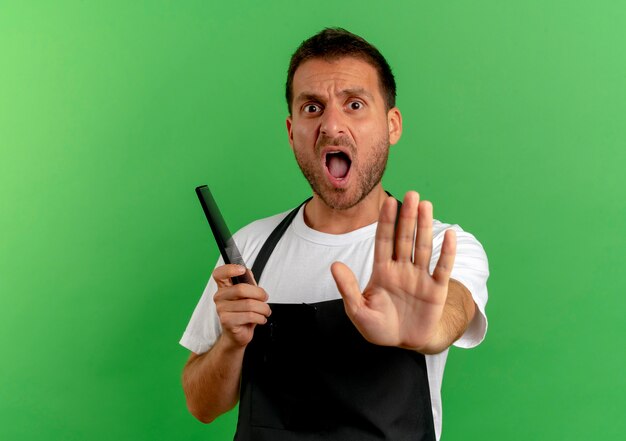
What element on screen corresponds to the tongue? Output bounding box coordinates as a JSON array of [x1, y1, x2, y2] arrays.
[[328, 155, 349, 179]]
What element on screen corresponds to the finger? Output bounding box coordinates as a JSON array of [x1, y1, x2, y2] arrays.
[[432, 229, 457, 284], [220, 311, 269, 328], [395, 191, 419, 261], [216, 298, 272, 317], [374, 197, 397, 263], [214, 283, 269, 302], [213, 264, 247, 288], [414, 200, 434, 270], [330, 262, 363, 317]]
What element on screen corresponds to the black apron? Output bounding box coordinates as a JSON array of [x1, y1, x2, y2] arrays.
[[234, 200, 436, 441]]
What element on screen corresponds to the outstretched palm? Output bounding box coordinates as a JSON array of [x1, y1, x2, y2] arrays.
[[331, 191, 456, 351]]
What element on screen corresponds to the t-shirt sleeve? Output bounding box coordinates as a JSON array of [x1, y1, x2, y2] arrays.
[[429, 223, 490, 349], [179, 257, 223, 354]]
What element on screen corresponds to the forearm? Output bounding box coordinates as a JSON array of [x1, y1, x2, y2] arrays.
[[182, 334, 246, 423], [420, 279, 476, 354]]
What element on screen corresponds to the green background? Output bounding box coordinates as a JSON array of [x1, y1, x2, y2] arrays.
[[1, 1, 624, 439]]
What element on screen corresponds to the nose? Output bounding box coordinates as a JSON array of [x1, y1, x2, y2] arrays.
[[320, 104, 346, 137]]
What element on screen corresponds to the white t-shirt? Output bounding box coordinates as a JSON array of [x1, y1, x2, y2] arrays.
[[180, 204, 490, 440]]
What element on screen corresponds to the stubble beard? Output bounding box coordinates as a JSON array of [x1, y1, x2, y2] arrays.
[[293, 134, 390, 210]]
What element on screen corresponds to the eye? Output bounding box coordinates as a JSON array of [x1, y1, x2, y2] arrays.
[[348, 100, 363, 111], [303, 104, 322, 114]]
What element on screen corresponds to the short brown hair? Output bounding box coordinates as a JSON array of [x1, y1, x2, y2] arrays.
[[286, 28, 396, 114]]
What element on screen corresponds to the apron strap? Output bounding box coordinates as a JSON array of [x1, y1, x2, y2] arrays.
[[251, 197, 311, 284]]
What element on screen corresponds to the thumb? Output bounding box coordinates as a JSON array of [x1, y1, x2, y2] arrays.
[[330, 262, 363, 316], [243, 268, 258, 286]]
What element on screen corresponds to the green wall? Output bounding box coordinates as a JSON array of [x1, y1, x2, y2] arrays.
[[1, 1, 624, 439]]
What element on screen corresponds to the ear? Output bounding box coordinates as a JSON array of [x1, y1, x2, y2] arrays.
[[286, 115, 294, 150], [387, 107, 403, 146]]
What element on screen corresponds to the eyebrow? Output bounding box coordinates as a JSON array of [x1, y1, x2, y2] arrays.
[[295, 87, 375, 104]]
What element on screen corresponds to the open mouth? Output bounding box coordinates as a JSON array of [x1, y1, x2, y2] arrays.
[[325, 151, 352, 180]]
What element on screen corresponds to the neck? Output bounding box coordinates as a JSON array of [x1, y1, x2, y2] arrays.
[[303, 184, 388, 234]]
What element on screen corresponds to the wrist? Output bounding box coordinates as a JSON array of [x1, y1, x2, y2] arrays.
[[215, 333, 249, 355], [411, 324, 449, 355]]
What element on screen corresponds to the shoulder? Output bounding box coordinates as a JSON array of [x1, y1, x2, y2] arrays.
[[233, 209, 292, 243], [432, 219, 487, 256], [430, 219, 489, 299], [232, 206, 300, 263]]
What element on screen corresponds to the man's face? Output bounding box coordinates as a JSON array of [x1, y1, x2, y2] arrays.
[[286, 57, 402, 210]]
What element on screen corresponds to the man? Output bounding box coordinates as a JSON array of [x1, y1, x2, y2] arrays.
[[181, 28, 489, 441]]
